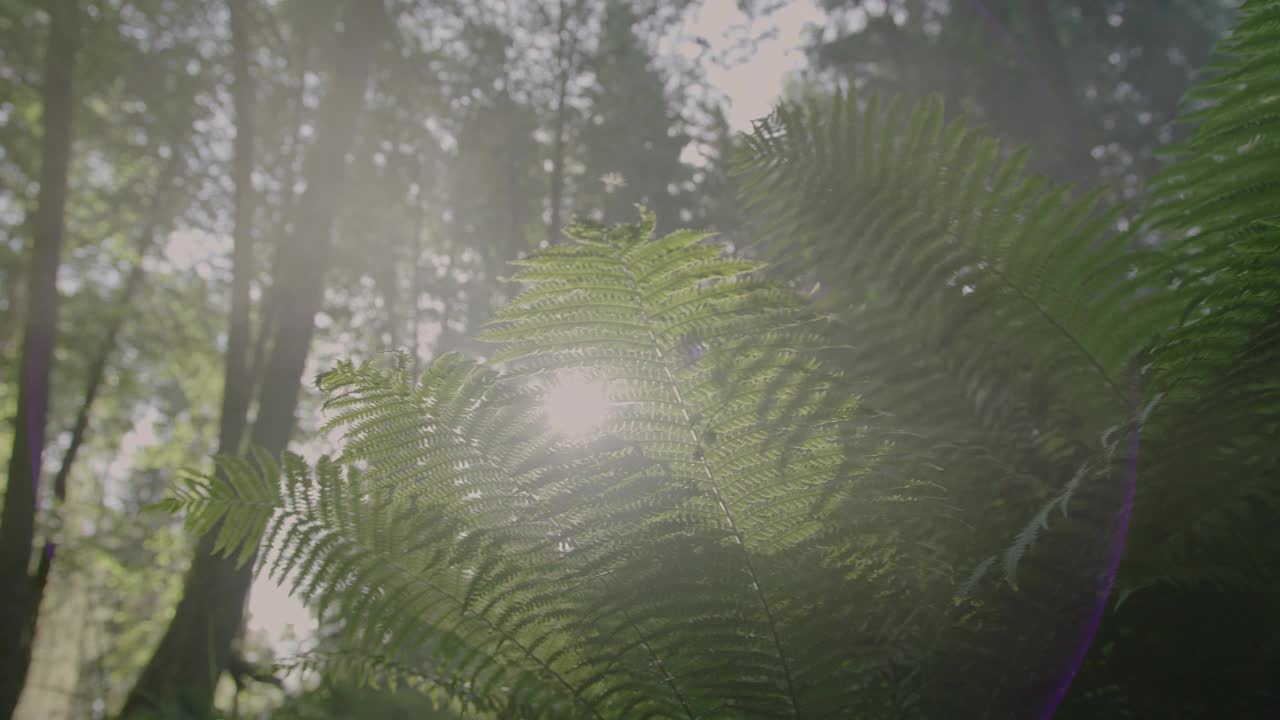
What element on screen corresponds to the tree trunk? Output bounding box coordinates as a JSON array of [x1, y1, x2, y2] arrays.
[[1021, 2, 1099, 187], [218, 0, 257, 460], [547, 70, 569, 245], [0, 2, 79, 718], [243, 17, 313, 422], [0, 244, 28, 358], [545, 0, 572, 246], [411, 167, 426, 378], [118, 3, 381, 716], [9, 147, 184, 710]]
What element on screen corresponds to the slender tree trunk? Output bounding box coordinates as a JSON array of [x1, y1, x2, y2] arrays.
[[219, 0, 256, 459], [246, 0, 379, 455], [545, 0, 572, 246], [547, 71, 569, 245], [13, 147, 184, 700], [244, 22, 311, 420], [504, 91, 525, 259], [410, 168, 425, 378], [1021, 2, 1099, 186], [0, 247, 28, 357], [119, 4, 381, 716], [0, 3, 79, 718], [376, 260, 401, 351]]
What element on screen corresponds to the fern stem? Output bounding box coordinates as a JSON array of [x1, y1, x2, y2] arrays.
[[528, 474, 697, 718], [1036, 368, 1142, 719], [984, 262, 1127, 407], [389, 566, 604, 718], [613, 238, 804, 718], [617, 600, 698, 719]]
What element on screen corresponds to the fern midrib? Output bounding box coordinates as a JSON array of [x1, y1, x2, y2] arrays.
[[410, 579, 601, 719], [612, 238, 804, 719], [981, 260, 1128, 410], [509, 442, 699, 720], [609, 580, 699, 720]]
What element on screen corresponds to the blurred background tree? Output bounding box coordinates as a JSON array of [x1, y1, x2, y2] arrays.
[[796, 0, 1236, 196]]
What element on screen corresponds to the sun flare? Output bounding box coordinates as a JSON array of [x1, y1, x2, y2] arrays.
[[543, 370, 610, 436]]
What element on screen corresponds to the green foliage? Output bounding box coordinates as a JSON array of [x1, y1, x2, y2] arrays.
[[735, 87, 1159, 582], [159, 2, 1280, 717], [273, 681, 466, 719], [738, 1, 1280, 715], [805, 0, 1231, 189], [1109, 0, 1280, 600], [168, 211, 950, 717], [733, 85, 1159, 716]]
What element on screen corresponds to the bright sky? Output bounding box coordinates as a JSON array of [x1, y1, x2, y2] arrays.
[[683, 0, 824, 130]]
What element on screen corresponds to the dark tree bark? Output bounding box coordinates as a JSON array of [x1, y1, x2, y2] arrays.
[[1021, 1, 1101, 187], [547, 68, 569, 245], [411, 164, 427, 378], [545, 0, 576, 246], [7, 147, 185, 709], [0, 2, 79, 717], [244, 17, 313, 417], [218, 0, 257, 461], [119, 3, 383, 716], [0, 250, 26, 358]]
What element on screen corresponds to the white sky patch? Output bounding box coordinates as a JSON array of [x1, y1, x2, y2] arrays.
[[114, 406, 162, 465], [155, 226, 231, 282], [101, 405, 164, 513], [246, 576, 319, 666], [682, 0, 823, 131]]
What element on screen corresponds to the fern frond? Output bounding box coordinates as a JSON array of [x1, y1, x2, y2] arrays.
[[736, 89, 1162, 716], [737, 93, 1162, 445], [166, 212, 939, 717], [1117, 0, 1280, 599], [167, 447, 282, 568]]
